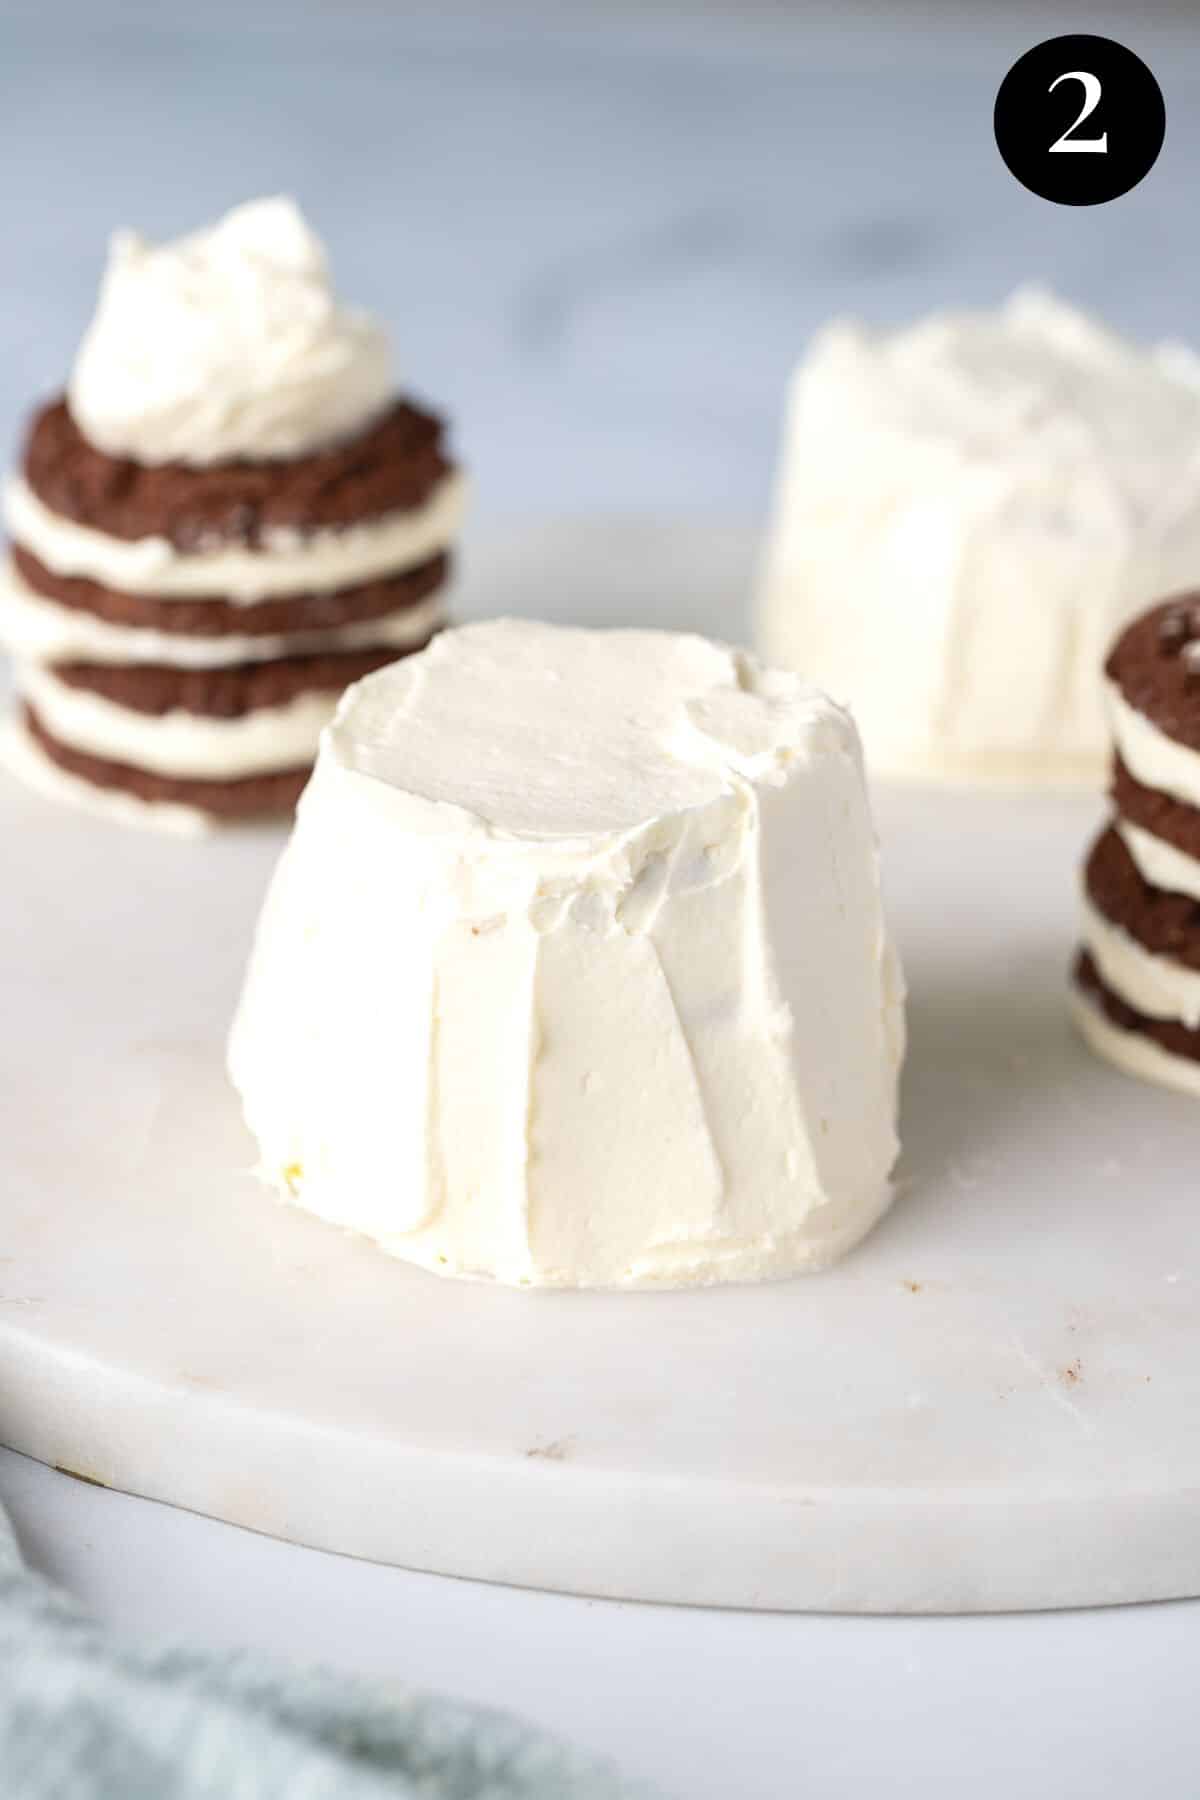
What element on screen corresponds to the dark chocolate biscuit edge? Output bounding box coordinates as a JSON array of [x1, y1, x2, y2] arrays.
[[22, 395, 454, 546], [11, 541, 449, 638]]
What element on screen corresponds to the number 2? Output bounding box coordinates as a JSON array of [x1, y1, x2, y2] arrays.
[[1048, 70, 1108, 154]]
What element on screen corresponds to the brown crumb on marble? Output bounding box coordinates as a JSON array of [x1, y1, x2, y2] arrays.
[[54, 1465, 108, 1488], [525, 1438, 574, 1462]]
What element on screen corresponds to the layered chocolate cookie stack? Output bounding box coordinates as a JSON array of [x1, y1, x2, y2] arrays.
[[0, 198, 463, 831], [1073, 596, 1200, 1095]]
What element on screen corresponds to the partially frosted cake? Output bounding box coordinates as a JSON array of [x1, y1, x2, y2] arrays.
[[1, 197, 463, 830], [228, 619, 905, 1288], [758, 290, 1200, 787]]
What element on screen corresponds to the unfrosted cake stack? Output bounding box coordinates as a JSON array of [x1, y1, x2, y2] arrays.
[[758, 290, 1200, 787], [229, 619, 905, 1289], [0, 198, 463, 831], [1074, 597, 1200, 1096]]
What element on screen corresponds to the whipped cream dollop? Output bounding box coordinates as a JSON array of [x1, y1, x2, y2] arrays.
[[228, 619, 904, 1289], [67, 197, 392, 466], [758, 290, 1200, 785]]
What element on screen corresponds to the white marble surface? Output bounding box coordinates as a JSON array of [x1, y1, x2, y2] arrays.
[[4, 4, 1200, 1794], [3, 522, 1200, 1797], [11, 671, 1200, 1617], [6, 1443, 1200, 1800]]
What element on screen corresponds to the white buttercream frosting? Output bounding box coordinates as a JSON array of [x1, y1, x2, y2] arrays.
[[0, 560, 445, 668], [228, 619, 905, 1289], [4, 470, 464, 603], [19, 662, 338, 780], [68, 198, 392, 466], [758, 289, 1200, 786]]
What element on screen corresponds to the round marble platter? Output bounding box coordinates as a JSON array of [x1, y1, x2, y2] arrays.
[[1, 524, 1198, 1615]]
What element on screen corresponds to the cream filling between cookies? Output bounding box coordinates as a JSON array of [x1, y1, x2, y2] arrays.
[[1107, 679, 1200, 810], [20, 662, 337, 780], [0, 559, 445, 668], [1116, 818, 1200, 905], [0, 714, 211, 835], [1080, 894, 1200, 1028], [4, 469, 466, 602], [1070, 985, 1200, 1099]]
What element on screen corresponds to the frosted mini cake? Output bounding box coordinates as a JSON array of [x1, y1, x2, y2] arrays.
[[229, 619, 905, 1289], [758, 291, 1200, 786]]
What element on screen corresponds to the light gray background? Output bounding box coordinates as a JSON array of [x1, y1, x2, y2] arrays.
[[3, 4, 1200, 1796], [2, 0, 1200, 525]]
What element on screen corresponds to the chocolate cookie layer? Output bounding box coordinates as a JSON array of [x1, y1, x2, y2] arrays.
[[1085, 824, 1200, 970], [1074, 948, 1200, 1066], [49, 639, 428, 719], [23, 703, 307, 817], [12, 542, 449, 637], [1106, 594, 1200, 754], [1112, 754, 1200, 863], [23, 396, 452, 546]]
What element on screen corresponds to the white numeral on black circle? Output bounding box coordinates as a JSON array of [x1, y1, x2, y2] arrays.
[[1048, 70, 1108, 153]]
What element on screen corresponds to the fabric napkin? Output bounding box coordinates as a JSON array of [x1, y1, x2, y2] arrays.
[[0, 1503, 653, 1800]]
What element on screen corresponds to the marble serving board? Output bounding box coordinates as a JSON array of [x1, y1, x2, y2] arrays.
[[2, 527, 1199, 1615]]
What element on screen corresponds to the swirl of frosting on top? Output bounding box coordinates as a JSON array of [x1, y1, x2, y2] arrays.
[[67, 197, 393, 467]]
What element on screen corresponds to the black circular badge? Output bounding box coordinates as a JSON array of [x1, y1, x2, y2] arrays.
[[994, 35, 1165, 206]]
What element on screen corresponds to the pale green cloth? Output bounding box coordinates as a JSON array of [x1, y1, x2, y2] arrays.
[[0, 1507, 653, 1800]]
